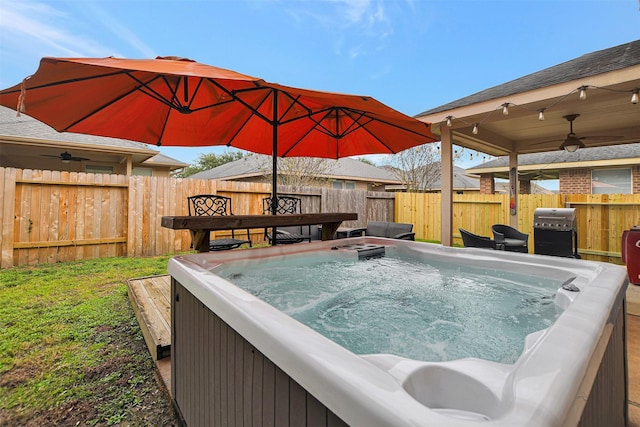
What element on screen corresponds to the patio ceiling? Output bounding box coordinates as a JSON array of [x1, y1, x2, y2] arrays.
[[416, 41, 640, 157]]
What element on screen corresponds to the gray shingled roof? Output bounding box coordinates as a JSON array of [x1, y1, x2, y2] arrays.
[[190, 155, 402, 183], [427, 166, 478, 191], [467, 143, 640, 170], [141, 152, 188, 167], [194, 155, 483, 191], [417, 40, 640, 117]]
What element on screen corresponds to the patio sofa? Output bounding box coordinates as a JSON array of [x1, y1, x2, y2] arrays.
[[345, 221, 415, 240]]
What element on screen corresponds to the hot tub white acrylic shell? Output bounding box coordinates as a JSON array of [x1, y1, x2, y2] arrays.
[[168, 237, 628, 427]]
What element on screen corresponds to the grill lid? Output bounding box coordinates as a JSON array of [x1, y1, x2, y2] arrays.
[[534, 208, 577, 230]]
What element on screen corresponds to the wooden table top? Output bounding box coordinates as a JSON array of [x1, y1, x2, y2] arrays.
[[161, 213, 358, 231]]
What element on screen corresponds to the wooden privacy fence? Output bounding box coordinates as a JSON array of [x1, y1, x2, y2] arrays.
[[395, 192, 640, 264], [0, 168, 389, 268], [1, 167, 639, 268], [1, 168, 129, 267]]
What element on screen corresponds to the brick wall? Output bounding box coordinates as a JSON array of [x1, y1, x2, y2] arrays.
[[480, 174, 495, 194], [474, 167, 639, 195], [559, 167, 640, 194], [559, 168, 591, 194]]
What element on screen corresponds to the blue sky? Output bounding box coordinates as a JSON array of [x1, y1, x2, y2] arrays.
[[1, 0, 639, 170]]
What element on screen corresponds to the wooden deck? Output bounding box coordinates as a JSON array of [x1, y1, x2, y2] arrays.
[[127, 274, 640, 425], [127, 274, 171, 360]]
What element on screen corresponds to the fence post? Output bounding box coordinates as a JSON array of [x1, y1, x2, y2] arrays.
[[0, 167, 17, 268]]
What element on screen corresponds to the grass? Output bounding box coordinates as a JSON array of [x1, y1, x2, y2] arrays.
[[0, 255, 180, 426]]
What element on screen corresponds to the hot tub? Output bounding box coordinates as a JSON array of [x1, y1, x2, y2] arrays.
[[167, 237, 629, 427]]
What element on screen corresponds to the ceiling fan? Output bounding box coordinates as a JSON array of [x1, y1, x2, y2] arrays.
[[552, 114, 621, 153], [41, 151, 91, 162]]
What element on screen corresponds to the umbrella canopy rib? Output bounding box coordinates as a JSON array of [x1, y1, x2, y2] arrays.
[[227, 85, 276, 125], [222, 89, 275, 149], [12, 69, 127, 92]]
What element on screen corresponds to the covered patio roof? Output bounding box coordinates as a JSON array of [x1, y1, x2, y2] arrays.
[[417, 40, 640, 156], [414, 40, 640, 245]]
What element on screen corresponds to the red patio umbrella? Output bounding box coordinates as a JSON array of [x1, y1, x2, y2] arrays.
[[0, 56, 438, 215]]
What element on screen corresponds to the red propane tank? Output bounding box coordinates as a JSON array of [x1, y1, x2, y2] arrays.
[[622, 226, 640, 285]]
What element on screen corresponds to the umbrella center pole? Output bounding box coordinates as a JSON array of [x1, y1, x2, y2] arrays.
[[271, 93, 279, 244]]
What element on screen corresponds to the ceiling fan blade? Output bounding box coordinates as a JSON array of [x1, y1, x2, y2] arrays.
[[40, 152, 91, 161], [531, 138, 564, 146]]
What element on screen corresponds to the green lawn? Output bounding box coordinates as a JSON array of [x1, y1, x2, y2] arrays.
[[0, 255, 179, 426]]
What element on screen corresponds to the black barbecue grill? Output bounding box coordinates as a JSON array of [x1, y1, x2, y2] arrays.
[[533, 208, 580, 258]]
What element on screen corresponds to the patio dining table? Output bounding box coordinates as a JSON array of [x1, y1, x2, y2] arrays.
[[161, 212, 358, 253]]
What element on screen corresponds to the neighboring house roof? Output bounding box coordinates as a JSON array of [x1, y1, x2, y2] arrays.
[[382, 165, 480, 192], [190, 155, 402, 184], [417, 40, 640, 116], [0, 106, 187, 168], [466, 143, 640, 179], [140, 152, 189, 168], [494, 181, 554, 195], [427, 166, 479, 191]]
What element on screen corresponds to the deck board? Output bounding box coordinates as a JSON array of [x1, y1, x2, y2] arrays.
[[127, 274, 171, 360]]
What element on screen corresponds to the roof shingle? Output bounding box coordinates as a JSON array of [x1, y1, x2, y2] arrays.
[[417, 40, 640, 117]]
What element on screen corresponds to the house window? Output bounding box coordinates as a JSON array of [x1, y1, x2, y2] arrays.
[[332, 180, 356, 190], [591, 168, 631, 194], [132, 167, 153, 176], [85, 165, 113, 175]]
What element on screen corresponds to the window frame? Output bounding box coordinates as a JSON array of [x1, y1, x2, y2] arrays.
[[591, 168, 632, 194]]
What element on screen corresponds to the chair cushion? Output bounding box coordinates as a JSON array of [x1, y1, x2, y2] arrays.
[[503, 238, 527, 247], [365, 221, 389, 237]]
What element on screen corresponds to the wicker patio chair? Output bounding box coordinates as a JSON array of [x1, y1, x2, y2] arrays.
[[459, 228, 497, 249], [491, 224, 528, 252]]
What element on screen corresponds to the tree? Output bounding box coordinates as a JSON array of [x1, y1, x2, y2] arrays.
[[386, 144, 441, 192], [254, 155, 334, 191], [385, 144, 465, 192], [356, 157, 375, 166], [175, 150, 247, 177]]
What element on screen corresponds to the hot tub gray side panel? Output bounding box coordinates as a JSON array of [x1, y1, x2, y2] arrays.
[[171, 279, 349, 427], [576, 302, 627, 427]]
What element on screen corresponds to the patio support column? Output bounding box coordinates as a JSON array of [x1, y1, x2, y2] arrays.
[[509, 152, 518, 228], [440, 126, 453, 246]]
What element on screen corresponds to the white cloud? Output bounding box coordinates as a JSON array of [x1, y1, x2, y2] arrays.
[[0, 1, 107, 58], [331, 0, 390, 32], [81, 2, 156, 58], [349, 44, 367, 59], [338, 0, 372, 25], [288, 0, 393, 38], [280, 0, 396, 71], [0, 0, 154, 61], [370, 64, 392, 80]]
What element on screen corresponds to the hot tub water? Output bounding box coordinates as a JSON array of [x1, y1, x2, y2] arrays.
[[218, 252, 563, 364]]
